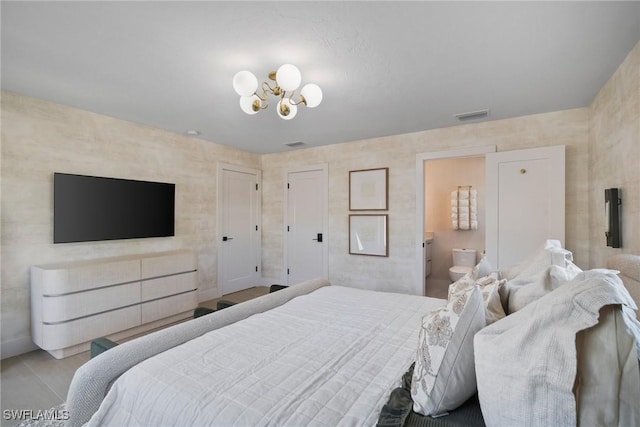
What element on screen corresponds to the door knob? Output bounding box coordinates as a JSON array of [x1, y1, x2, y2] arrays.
[[222, 236, 234, 241], [312, 233, 323, 242]]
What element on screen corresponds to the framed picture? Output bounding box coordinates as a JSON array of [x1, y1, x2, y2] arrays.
[[349, 214, 388, 257], [349, 168, 388, 210]]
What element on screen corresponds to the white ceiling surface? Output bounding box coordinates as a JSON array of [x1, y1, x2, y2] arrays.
[[2, 2, 639, 154]]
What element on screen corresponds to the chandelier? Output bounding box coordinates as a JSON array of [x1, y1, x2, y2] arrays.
[[232, 64, 323, 120]]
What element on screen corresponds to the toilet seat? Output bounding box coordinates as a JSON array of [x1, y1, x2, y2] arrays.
[[449, 266, 473, 275], [449, 265, 473, 282]]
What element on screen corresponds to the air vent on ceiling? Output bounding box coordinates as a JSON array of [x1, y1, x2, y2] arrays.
[[285, 141, 306, 148], [454, 109, 490, 122]]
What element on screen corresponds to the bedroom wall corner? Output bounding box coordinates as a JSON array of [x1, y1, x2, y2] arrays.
[[0, 92, 260, 359], [588, 40, 640, 268]]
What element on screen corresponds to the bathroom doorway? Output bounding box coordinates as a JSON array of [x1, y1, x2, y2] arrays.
[[415, 145, 565, 297], [415, 146, 496, 297], [424, 156, 486, 297]]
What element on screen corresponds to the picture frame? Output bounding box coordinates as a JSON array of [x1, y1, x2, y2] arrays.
[[349, 168, 388, 211], [349, 214, 388, 257]]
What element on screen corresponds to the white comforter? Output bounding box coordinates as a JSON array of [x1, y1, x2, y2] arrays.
[[86, 286, 444, 427]]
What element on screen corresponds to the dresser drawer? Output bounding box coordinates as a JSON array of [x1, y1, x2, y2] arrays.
[[41, 305, 141, 350], [141, 272, 196, 301], [33, 259, 140, 295], [141, 250, 196, 279], [141, 291, 197, 324], [42, 282, 141, 323]]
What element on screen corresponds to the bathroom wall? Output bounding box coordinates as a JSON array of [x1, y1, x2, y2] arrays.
[[424, 157, 486, 293]]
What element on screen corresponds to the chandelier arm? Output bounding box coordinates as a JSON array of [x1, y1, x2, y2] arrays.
[[261, 81, 277, 96], [288, 93, 306, 106], [258, 92, 268, 103], [254, 86, 270, 110]]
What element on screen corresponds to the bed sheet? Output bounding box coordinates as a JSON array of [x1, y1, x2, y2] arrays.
[[86, 286, 445, 427]]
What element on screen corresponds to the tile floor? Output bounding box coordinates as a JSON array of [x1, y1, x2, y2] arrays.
[[0, 286, 270, 427]]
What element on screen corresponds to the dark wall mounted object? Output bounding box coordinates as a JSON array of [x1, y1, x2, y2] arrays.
[[54, 173, 175, 244], [605, 188, 621, 248]]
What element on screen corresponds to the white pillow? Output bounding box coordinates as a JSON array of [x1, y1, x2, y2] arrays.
[[502, 239, 570, 280], [474, 270, 640, 427], [472, 256, 494, 280], [502, 241, 577, 313], [411, 285, 485, 416], [549, 262, 582, 287]]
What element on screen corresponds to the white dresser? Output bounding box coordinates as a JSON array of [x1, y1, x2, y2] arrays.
[[31, 250, 198, 359]]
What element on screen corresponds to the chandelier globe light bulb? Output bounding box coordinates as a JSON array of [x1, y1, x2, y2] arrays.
[[239, 95, 261, 115], [233, 71, 258, 97], [277, 98, 298, 120], [300, 83, 323, 108], [276, 64, 302, 92]]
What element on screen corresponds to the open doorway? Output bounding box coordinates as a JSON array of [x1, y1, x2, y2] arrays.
[[415, 145, 565, 297], [415, 146, 496, 297], [424, 156, 486, 298]]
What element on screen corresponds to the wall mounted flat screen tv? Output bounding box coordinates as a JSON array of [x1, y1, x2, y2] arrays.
[[54, 173, 175, 244]]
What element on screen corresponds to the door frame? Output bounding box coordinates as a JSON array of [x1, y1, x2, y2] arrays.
[[215, 162, 262, 299], [415, 146, 496, 296], [283, 163, 329, 285]]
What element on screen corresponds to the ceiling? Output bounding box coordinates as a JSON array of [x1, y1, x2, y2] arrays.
[[2, 2, 639, 154]]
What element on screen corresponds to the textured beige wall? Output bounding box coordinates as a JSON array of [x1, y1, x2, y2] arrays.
[[261, 107, 590, 294], [1, 92, 260, 357], [2, 65, 609, 357], [588, 41, 640, 268]]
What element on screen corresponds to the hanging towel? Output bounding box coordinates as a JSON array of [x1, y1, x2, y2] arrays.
[[470, 189, 478, 230], [451, 190, 459, 230], [452, 186, 479, 231]]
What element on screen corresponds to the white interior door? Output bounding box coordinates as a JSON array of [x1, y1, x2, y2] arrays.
[[285, 165, 328, 285], [485, 145, 565, 270], [218, 164, 261, 295]]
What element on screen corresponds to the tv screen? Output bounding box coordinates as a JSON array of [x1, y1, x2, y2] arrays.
[[54, 173, 175, 244]]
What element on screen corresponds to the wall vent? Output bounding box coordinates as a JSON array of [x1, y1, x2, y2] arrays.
[[454, 109, 490, 122], [285, 141, 306, 148]]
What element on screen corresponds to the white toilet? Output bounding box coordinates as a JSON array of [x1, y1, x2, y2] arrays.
[[449, 248, 477, 282]]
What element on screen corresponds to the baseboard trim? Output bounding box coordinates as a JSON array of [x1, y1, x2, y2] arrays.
[[1, 336, 38, 360]]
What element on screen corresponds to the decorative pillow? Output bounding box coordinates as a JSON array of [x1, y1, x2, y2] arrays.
[[475, 274, 507, 325], [502, 240, 577, 313], [474, 270, 640, 427], [549, 262, 582, 287], [472, 256, 494, 280], [411, 285, 485, 416], [447, 273, 475, 299], [449, 273, 506, 325], [501, 239, 568, 280]]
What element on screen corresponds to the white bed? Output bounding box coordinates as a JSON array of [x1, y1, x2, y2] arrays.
[[66, 251, 640, 427], [85, 286, 444, 426]]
